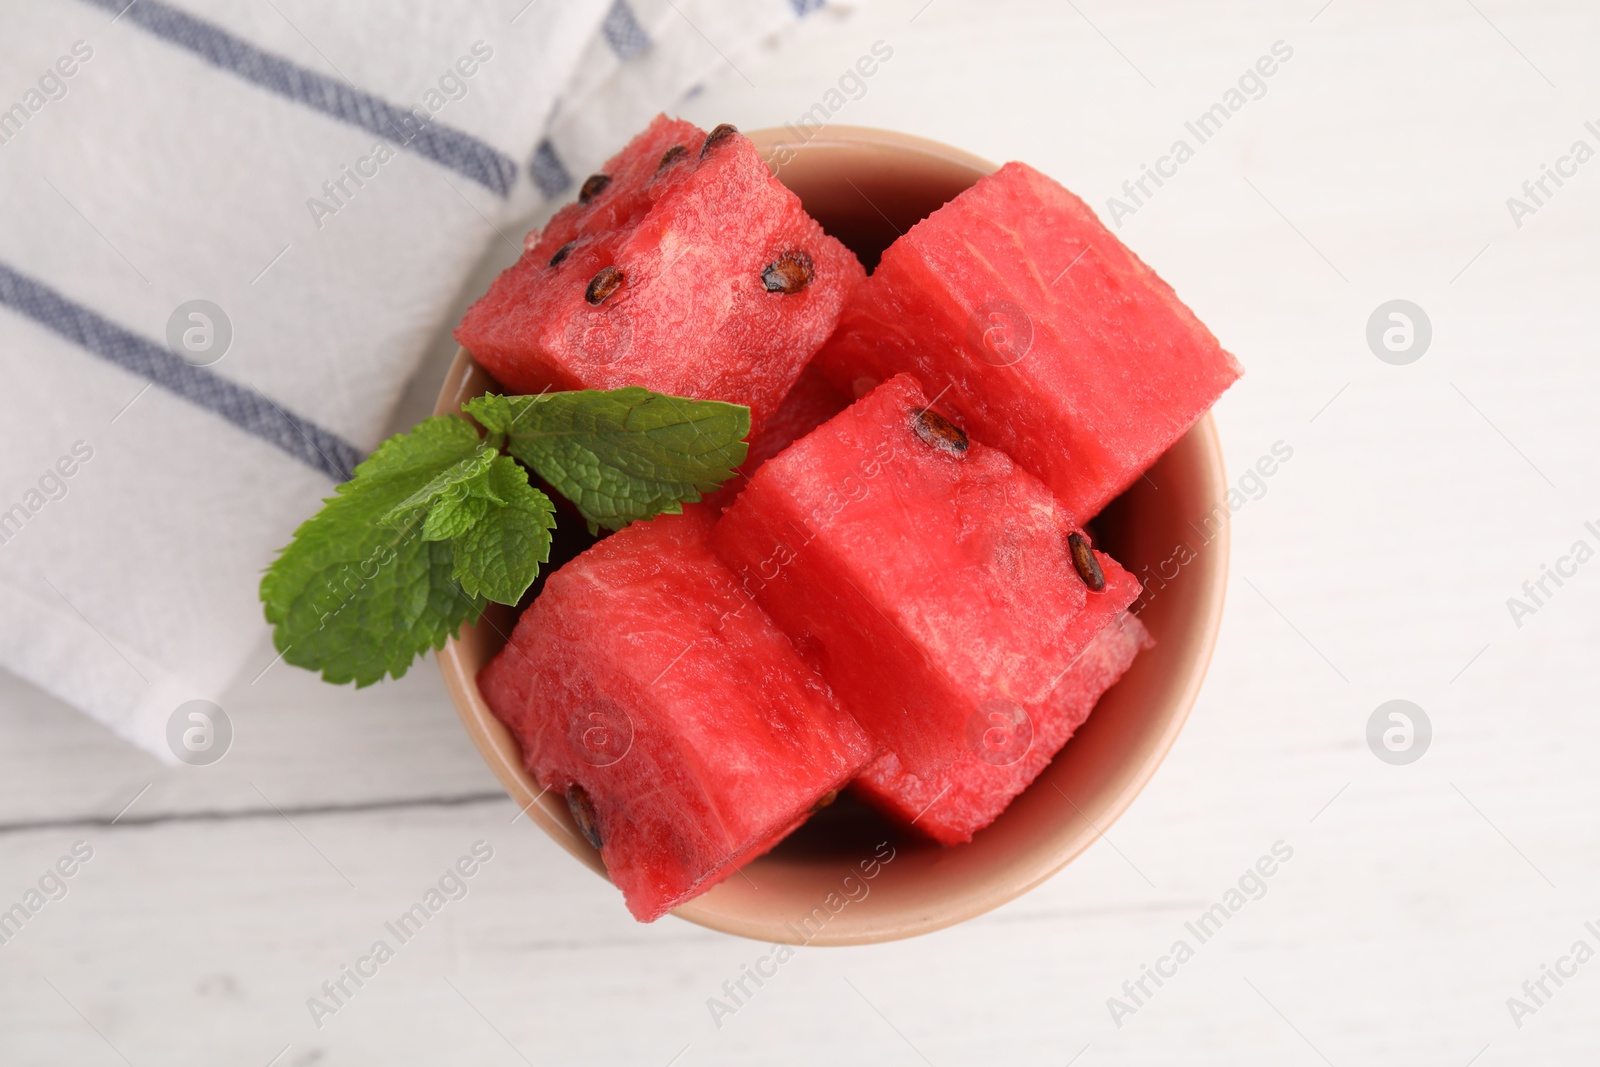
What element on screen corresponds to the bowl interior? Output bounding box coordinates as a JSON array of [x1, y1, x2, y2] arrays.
[[435, 126, 1229, 944]]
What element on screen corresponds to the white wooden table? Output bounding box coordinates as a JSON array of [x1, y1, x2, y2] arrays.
[[5, 1, 1599, 1063]]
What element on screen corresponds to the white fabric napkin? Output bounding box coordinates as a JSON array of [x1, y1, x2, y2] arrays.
[[0, 0, 829, 758]]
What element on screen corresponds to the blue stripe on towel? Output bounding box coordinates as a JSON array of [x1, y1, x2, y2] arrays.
[[529, 138, 573, 198], [788, 0, 825, 15], [0, 263, 364, 482], [601, 0, 650, 60], [84, 0, 517, 197]]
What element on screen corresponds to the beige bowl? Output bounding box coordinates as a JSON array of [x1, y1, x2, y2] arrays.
[[435, 126, 1229, 945]]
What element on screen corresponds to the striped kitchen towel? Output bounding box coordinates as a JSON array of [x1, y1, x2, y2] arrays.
[[0, 0, 828, 758]]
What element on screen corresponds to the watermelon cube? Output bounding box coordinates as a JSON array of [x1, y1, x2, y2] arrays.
[[815, 161, 1242, 522], [457, 118, 865, 434], [711, 374, 1142, 776], [852, 612, 1152, 844], [477, 508, 874, 922]]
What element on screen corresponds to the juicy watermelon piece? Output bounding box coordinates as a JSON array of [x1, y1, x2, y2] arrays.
[[456, 119, 865, 434], [477, 508, 873, 922], [711, 374, 1142, 776], [853, 612, 1152, 844], [815, 161, 1242, 522]]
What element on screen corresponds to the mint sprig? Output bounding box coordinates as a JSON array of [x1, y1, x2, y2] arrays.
[[260, 388, 749, 687]]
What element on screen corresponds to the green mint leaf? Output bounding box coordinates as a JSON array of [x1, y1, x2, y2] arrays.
[[380, 446, 496, 526], [450, 455, 556, 604], [421, 491, 488, 542], [465, 388, 750, 533], [259, 416, 487, 687], [356, 413, 482, 483]]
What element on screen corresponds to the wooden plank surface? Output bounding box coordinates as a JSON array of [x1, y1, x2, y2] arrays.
[[5, 0, 1600, 1063]]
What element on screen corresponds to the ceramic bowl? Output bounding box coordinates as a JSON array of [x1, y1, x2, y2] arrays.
[[435, 126, 1229, 945]]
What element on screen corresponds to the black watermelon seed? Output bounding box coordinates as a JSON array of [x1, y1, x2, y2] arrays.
[[911, 408, 968, 455], [548, 240, 576, 268], [701, 123, 739, 158], [578, 172, 611, 203], [567, 785, 602, 849], [1068, 531, 1106, 592], [761, 250, 815, 294], [585, 266, 625, 305], [657, 144, 689, 172]]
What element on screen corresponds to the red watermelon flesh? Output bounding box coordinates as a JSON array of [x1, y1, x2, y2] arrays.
[[456, 120, 865, 435], [455, 115, 700, 383], [710, 373, 1142, 777], [853, 611, 1152, 845], [704, 363, 852, 511], [476, 507, 874, 922], [745, 363, 853, 471], [815, 161, 1242, 523], [529, 114, 703, 258]]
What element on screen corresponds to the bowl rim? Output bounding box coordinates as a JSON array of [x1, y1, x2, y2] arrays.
[[434, 124, 1231, 944]]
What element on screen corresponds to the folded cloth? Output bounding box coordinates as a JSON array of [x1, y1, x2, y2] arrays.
[[0, 0, 828, 759]]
